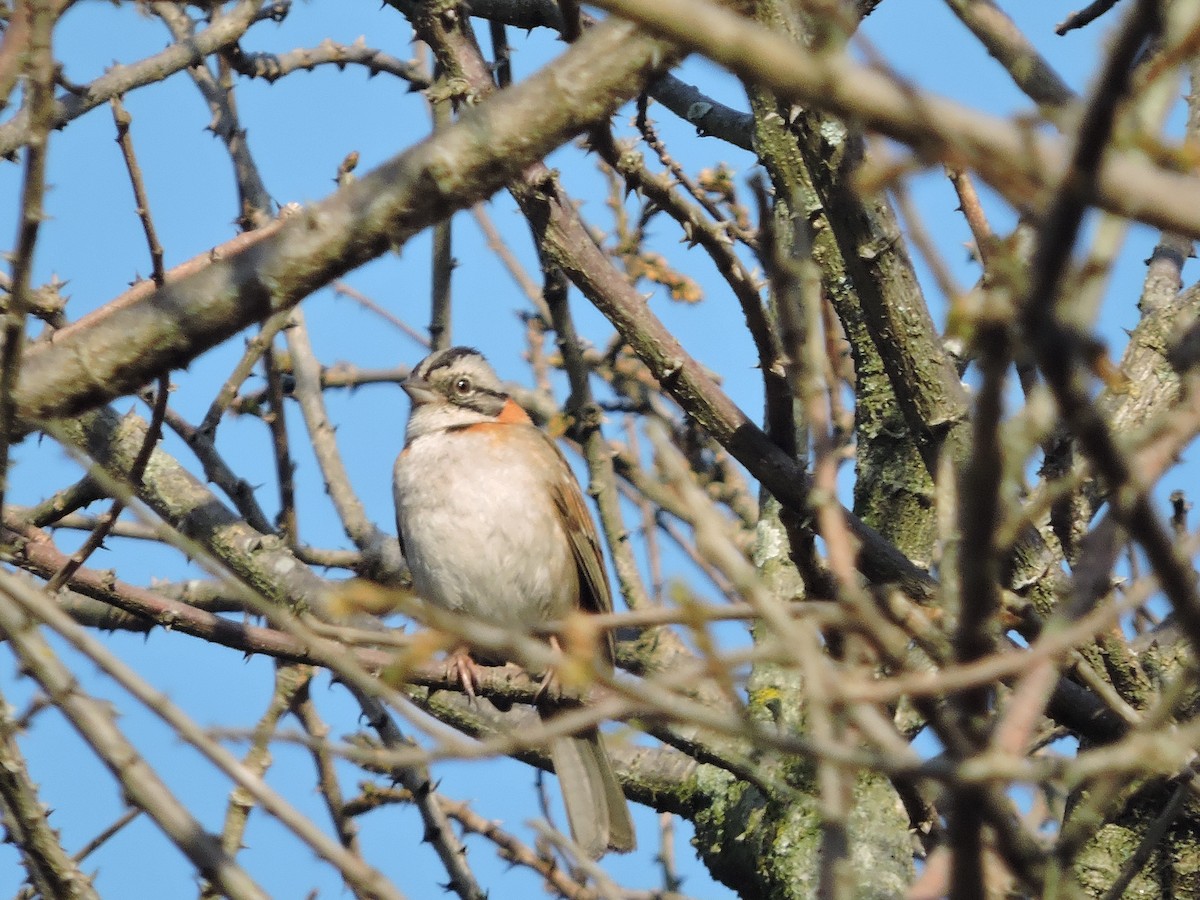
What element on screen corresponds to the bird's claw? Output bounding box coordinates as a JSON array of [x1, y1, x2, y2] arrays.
[[447, 648, 481, 702]]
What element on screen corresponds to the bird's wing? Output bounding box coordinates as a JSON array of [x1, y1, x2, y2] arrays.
[[539, 431, 616, 661]]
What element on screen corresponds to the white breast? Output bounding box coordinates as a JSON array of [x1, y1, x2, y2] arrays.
[[393, 426, 578, 631]]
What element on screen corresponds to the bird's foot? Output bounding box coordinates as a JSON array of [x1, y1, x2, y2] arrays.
[[534, 636, 564, 705], [447, 647, 482, 701]]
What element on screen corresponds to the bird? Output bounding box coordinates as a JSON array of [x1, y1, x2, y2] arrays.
[[392, 346, 636, 858]]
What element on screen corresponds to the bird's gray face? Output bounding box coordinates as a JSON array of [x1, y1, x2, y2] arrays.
[[402, 347, 509, 439]]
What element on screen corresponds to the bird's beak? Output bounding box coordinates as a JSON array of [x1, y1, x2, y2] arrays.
[[402, 376, 437, 405]]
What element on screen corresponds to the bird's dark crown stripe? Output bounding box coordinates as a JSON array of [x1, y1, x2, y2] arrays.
[[421, 346, 482, 377]]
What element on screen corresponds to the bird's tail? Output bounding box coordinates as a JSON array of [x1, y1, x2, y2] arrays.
[[548, 728, 636, 858]]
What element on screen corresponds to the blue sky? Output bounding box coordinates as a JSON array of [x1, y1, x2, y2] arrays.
[[0, 2, 1182, 897]]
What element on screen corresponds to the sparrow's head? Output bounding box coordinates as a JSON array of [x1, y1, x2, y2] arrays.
[[403, 347, 522, 438]]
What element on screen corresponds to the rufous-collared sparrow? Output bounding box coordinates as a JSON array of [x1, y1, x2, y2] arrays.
[[392, 346, 635, 858]]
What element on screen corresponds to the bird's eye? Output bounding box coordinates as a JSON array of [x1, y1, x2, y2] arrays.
[[452, 376, 472, 395]]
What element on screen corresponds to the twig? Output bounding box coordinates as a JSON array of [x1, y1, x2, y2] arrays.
[[224, 37, 429, 89], [333, 281, 431, 347], [634, 95, 729, 227], [1056, 0, 1122, 35], [946, 166, 994, 270], [428, 67, 454, 351], [625, 420, 664, 602], [0, 0, 55, 519], [0, 270, 67, 328], [471, 205, 548, 318], [44, 379, 168, 593], [198, 309, 293, 437], [10, 507, 159, 539], [341, 684, 488, 900], [0, 1, 264, 159], [0, 676, 99, 899], [155, 0, 275, 226], [263, 342, 297, 543], [72, 807, 140, 865], [160, 404, 275, 534], [109, 96, 164, 279], [283, 308, 404, 579], [947, 297, 1010, 895], [208, 665, 311, 875], [942, 0, 1075, 108], [293, 686, 363, 854], [45, 95, 172, 592], [1171, 490, 1190, 537], [488, 19, 510, 88], [656, 812, 682, 893], [347, 785, 605, 900]]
